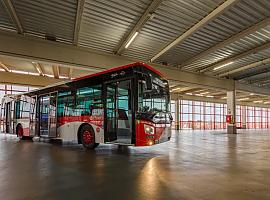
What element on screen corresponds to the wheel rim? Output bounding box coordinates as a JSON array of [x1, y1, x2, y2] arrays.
[[82, 130, 94, 145], [18, 127, 23, 137]]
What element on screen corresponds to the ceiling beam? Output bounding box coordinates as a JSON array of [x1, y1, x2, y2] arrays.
[[262, 82, 270, 87], [242, 71, 270, 83], [150, 0, 239, 62], [73, 0, 85, 45], [180, 17, 270, 69], [52, 65, 60, 79], [68, 67, 73, 79], [252, 77, 270, 84], [257, 77, 270, 85], [171, 93, 270, 108], [0, 71, 60, 87], [199, 41, 270, 73], [1, 30, 264, 93], [235, 82, 270, 96], [209, 91, 226, 96], [115, 0, 162, 55], [0, 62, 10, 72], [32, 62, 44, 76], [219, 57, 270, 77], [234, 65, 270, 80], [172, 87, 200, 93], [2, 0, 23, 34]]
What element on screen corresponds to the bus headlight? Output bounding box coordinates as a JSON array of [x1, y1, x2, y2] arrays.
[[144, 124, 155, 134]]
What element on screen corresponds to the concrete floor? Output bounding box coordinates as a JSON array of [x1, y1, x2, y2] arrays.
[[1, 130, 270, 200]]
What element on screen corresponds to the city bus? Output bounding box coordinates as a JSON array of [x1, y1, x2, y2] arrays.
[[0, 62, 172, 149]]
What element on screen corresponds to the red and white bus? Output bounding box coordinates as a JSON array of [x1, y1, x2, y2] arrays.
[[0, 62, 172, 149]]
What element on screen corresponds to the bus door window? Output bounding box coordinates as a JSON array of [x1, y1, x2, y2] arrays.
[[39, 96, 50, 136], [29, 96, 37, 136], [49, 93, 57, 137], [0, 102, 3, 131], [105, 83, 117, 142], [117, 80, 132, 130], [5, 102, 11, 133]]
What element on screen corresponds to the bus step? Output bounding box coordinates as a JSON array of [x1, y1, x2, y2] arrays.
[[106, 142, 134, 146]]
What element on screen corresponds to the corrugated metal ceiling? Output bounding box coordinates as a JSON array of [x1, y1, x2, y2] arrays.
[[0, 1, 16, 31], [12, 0, 77, 43], [123, 0, 225, 61], [78, 0, 152, 53], [157, 0, 270, 68], [0, 0, 270, 88]]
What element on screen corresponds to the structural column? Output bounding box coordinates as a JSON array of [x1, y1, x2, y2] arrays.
[[227, 90, 237, 134], [241, 105, 247, 129], [175, 98, 180, 130]]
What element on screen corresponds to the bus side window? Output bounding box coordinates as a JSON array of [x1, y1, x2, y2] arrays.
[[15, 100, 21, 119], [57, 91, 75, 117], [76, 85, 102, 117], [22, 97, 31, 118]]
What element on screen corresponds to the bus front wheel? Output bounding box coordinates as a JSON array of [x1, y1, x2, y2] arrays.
[[80, 125, 99, 149]]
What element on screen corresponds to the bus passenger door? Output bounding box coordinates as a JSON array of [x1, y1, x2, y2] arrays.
[[105, 80, 133, 144], [48, 92, 57, 137], [5, 102, 11, 133], [29, 96, 37, 137], [39, 93, 57, 137], [39, 96, 50, 137], [105, 83, 117, 142]]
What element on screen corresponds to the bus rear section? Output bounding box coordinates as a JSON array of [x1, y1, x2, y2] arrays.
[[0, 95, 15, 135]]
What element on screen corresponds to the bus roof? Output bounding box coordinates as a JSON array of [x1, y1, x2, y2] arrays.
[[13, 62, 165, 97], [74, 62, 164, 81]]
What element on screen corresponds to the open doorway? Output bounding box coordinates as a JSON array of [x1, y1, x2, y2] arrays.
[[105, 79, 133, 144]]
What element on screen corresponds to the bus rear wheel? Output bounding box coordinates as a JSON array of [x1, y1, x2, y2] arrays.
[[80, 125, 99, 149], [16, 125, 24, 140]]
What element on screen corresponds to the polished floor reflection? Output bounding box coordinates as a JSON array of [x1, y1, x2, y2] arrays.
[[1, 130, 270, 200]]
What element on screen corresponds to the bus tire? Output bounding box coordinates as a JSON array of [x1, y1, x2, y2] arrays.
[[16, 124, 24, 140], [80, 124, 99, 149]]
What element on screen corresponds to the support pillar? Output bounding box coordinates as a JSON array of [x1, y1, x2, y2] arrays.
[[227, 90, 237, 134], [175, 98, 180, 130], [241, 105, 247, 129]]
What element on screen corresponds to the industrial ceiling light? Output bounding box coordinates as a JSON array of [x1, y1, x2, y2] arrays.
[[44, 74, 54, 78], [125, 32, 138, 49], [253, 100, 263, 103], [238, 97, 249, 101], [59, 75, 69, 79], [28, 72, 39, 76], [200, 92, 209, 95], [12, 70, 29, 75], [213, 61, 234, 71], [171, 87, 181, 91], [206, 95, 214, 98]]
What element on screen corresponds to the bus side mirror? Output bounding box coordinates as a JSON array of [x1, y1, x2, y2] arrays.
[[146, 74, 153, 91]]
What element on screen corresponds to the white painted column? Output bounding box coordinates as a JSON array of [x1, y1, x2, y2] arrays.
[[176, 98, 180, 130], [241, 105, 247, 129], [227, 90, 237, 134]]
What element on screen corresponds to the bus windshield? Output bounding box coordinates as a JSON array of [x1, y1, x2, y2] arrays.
[[138, 79, 170, 113]]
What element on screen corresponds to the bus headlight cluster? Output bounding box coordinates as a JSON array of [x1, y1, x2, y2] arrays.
[[144, 124, 155, 134]]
